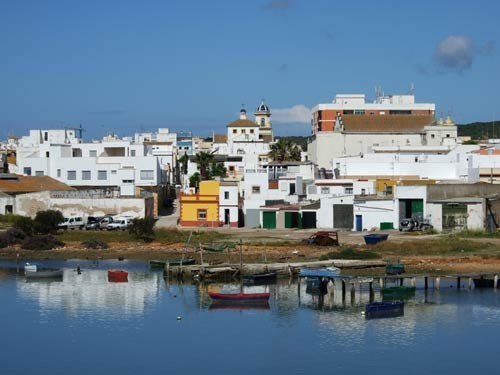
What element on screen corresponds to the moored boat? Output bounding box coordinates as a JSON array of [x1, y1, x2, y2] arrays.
[[24, 263, 39, 272], [365, 301, 404, 319], [242, 272, 277, 284], [208, 291, 270, 303], [108, 270, 128, 282], [364, 234, 389, 245], [25, 268, 63, 280], [473, 277, 495, 288]]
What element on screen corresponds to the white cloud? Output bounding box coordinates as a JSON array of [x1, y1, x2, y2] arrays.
[[433, 35, 495, 73], [272, 105, 311, 123]]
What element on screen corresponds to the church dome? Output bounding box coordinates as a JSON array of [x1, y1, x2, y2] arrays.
[[255, 101, 270, 114]]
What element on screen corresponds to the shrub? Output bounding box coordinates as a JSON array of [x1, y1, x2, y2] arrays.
[[0, 228, 26, 246], [129, 217, 156, 242], [34, 210, 64, 234], [22, 235, 64, 250], [82, 238, 109, 249], [319, 247, 381, 260], [11, 215, 35, 236]]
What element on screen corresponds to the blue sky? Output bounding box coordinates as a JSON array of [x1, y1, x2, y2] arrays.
[[1, 0, 499, 140]]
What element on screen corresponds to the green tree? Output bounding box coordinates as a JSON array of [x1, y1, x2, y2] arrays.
[[269, 139, 302, 162], [189, 172, 201, 188], [178, 153, 189, 175], [194, 151, 214, 180], [11, 215, 35, 236], [209, 162, 227, 179], [34, 210, 64, 234]]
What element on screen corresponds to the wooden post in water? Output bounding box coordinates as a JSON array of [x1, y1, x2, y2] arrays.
[[494, 275, 498, 289], [239, 239, 243, 277], [369, 281, 374, 302], [411, 277, 416, 288], [435, 276, 441, 290], [342, 279, 346, 301], [350, 282, 355, 305], [379, 277, 384, 289], [468, 277, 473, 289], [400, 277, 403, 287], [457, 277, 461, 289], [424, 276, 428, 290]]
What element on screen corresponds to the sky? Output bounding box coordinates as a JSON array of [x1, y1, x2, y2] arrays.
[[1, 0, 499, 141]]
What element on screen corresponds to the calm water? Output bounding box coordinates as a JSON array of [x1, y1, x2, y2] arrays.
[[1, 260, 499, 375]]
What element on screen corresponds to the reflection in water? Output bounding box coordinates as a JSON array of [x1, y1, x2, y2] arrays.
[[17, 269, 163, 317]]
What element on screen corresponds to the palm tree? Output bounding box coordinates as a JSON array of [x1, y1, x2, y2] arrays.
[[269, 139, 302, 162], [178, 153, 189, 175], [209, 162, 227, 179], [194, 151, 214, 180]]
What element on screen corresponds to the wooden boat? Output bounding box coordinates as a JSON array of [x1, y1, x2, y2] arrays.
[[365, 301, 404, 319], [364, 233, 389, 245], [242, 272, 277, 284], [108, 270, 128, 282], [208, 291, 270, 303], [473, 277, 495, 288], [25, 268, 63, 280], [168, 258, 195, 266], [149, 260, 167, 268], [381, 286, 416, 300]]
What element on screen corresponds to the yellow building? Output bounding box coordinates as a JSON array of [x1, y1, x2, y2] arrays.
[[180, 180, 220, 227]]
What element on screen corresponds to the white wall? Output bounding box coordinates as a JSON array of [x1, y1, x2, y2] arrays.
[[353, 199, 394, 231], [426, 203, 442, 231], [316, 195, 354, 228], [467, 203, 485, 230]]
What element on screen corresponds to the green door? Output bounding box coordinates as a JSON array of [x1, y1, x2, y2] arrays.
[[411, 200, 423, 214], [285, 212, 292, 228], [262, 211, 276, 229]]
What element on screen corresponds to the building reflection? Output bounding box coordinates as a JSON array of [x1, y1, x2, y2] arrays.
[[17, 269, 162, 316]]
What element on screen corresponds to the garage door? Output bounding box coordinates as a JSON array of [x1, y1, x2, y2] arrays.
[[262, 211, 276, 229], [333, 204, 353, 229], [301, 212, 317, 229]]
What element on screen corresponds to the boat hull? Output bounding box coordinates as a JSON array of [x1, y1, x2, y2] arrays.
[[242, 272, 277, 284], [364, 234, 389, 245], [25, 269, 63, 279], [365, 301, 404, 319], [208, 291, 270, 303], [108, 270, 128, 282], [473, 278, 495, 288]]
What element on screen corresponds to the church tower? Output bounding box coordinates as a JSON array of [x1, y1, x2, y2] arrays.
[[254, 101, 273, 143]]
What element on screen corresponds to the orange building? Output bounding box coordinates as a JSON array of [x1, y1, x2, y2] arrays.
[[179, 181, 220, 227]]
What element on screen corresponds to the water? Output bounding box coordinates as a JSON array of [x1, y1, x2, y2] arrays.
[[1, 260, 500, 375]]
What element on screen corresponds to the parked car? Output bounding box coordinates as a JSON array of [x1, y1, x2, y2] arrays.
[[58, 216, 85, 230], [98, 216, 114, 230], [85, 216, 102, 230], [400, 218, 433, 231], [106, 217, 133, 231]]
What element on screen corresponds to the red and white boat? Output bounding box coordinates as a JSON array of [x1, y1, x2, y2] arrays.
[[108, 270, 128, 282], [208, 291, 270, 303]]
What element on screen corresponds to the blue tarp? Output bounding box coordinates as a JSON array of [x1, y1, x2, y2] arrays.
[[299, 268, 351, 279]]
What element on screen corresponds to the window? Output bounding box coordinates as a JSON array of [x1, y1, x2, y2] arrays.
[[57, 169, 61, 177], [233, 129, 237, 134], [260, 118, 265, 127], [224, 191, 229, 199], [111, 170, 117, 175], [197, 209, 207, 220], [140, 170, 154, 180], [72, 148, 82, 157], [45, 152, 49, 158], [446, 134, 450, 138], [343, 110, 354, 115], [122, 179, 133, 183], [23, 167, 32, 176], [252, 186, 261, 194], [386, 186, 393, 195], [431, 134, 435, 139], [354, 109, 365, 115], [131, 150, 136, 157], [89, 150, 97, 157], [250, 129, 254, 134], [321, 187, 330, 194], [241, 129, 246, 134], [344, 187, 353, 194], [98, 170, 107, 180], [67, 170, 76, 180], [389, 110, 411, 115], [361, 188, 366, 195], [35, 171, 44, 176], [44, 132, 48, 141], [82, 171, 91, 180]]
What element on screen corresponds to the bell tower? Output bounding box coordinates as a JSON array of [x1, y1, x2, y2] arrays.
[[254, 100, 273, 142]]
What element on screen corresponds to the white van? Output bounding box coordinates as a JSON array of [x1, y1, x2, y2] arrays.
[[58, 216, 85, 230], [106, 217, 133, 231]]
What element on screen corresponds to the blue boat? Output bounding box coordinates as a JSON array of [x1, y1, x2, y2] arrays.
[[363, 234, 389, 245], [365, 301, 404, 319]]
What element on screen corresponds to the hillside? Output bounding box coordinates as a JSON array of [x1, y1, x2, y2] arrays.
[[458, 121, 500, 140]]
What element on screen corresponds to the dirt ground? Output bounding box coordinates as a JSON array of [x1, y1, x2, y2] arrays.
[[3, 228, 500, 274]]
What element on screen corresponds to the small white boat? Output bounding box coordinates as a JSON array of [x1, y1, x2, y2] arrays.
[[24, 263, 39, 272], [25, 268, 63, 280]]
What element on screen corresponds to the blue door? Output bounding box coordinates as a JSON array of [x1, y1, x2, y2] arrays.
[[355, 215, 362, 231]]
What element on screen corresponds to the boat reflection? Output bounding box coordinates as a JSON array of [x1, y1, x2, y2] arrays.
[[209, 302, 270, 311]]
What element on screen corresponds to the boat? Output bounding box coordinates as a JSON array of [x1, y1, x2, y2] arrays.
[[25, 268, 63, 280], [242, 272, 277, 284], [381, 286, 416, 300], [150, 258, 195, 268], [473, 277, 496, 288], [299, 267, 340, 278], [24, 263, 39, 272], [363, 233, 389, 245], [385, 259, 405, 275], [108, 270, 128, 282], [208, 291, 270, 303], [365, 301, 404, 319]]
